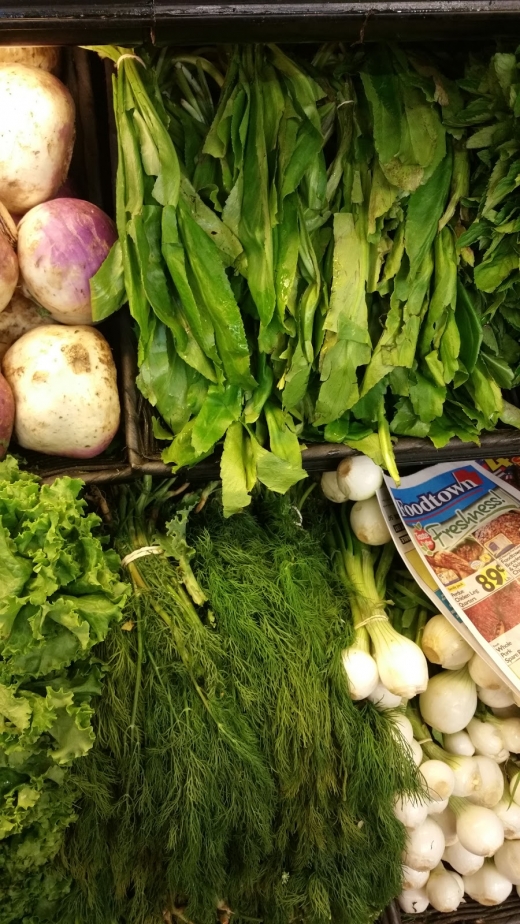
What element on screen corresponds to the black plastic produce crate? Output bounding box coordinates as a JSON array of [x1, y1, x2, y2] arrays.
[[119, 319, 520, 480], [382, 895, 520, 924]]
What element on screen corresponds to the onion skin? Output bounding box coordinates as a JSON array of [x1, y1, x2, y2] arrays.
[[18, 199, 117, 325], [0, 235, 18, 312], [3, 324, 120, 458], [0, 65, 75, 213]]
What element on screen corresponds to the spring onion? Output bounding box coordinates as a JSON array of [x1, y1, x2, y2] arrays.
[[451, 799, 505, 857], [426, 863, 464, 912], [444, 731, 476, 757], [336, 456, 383, 501], [464, 860, 512, 906], [421, 615, 473, 670], [419, 668, 477, 734]]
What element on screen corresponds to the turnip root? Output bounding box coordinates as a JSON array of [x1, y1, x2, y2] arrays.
[[0, 47, 60, 73], [18, 199, 117, 324], [3, 325, 120, 458], [0, 202, 17, 247], [0, 290, 55, 360], [0, 371, 14, 460], [0, 234, 18, 313], [0, 64, 75, 213]]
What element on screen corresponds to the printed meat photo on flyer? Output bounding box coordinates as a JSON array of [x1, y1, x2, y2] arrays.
[[474, 511, 520, 554], [451, 536, 492, 566], [466, 580, 520, 642], [428, 550, 477, 585]]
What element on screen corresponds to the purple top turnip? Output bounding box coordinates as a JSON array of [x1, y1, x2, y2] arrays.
[[18, 198, 117, 325]]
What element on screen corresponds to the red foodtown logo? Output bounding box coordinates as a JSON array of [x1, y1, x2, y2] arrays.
[[395, 469, 483, 520]]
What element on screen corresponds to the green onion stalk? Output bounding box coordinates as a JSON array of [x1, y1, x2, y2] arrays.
[[331, 507, 429, 700]]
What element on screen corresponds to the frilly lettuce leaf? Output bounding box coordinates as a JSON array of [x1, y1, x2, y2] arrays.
[[0, 458, 127, 922]]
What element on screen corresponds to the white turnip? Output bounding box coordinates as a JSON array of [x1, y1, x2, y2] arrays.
[[18, 199, 116, 324], [0, 234, 18, 313], [0, 289, 55, 360], [0, 47, 60, 73], [0, 64, 74, 213], [3, 324, 120, 458]]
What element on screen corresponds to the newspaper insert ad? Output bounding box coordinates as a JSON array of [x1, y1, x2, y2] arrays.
[[379, 461, 520, 694]]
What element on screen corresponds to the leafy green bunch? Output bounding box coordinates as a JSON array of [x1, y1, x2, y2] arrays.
[[90, 42, 520, 512], [454, 50, 520, 396], [58, 479, 420, 924], [0, 457, 127, 924]]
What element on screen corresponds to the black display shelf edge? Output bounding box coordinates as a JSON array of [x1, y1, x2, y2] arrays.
[[0, 1, 152, 45], [2, 0, 520, 45], [153, 1, 520, 44]]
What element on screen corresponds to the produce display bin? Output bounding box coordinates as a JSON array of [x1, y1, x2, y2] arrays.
[[5, 47, 132, 484], [384, 894, 520, 923], [121, 319, 520, 479]]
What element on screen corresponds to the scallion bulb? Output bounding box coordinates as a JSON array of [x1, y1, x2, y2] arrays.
[[403, 817, 445, 871], [452, 800, 505, 857], [402, 866, 429, 890], [341, 626, 379, 701], [443, 841, 484, 876], [397, 887, 429, 914], [421, 615, 473, 670], [443, 731, 475, 757], [426, 863, 464, 913], [419, 668, 477, 734], [464, 860, 512, 906], [466, 717, 504, 758], [368, 619, 428, 699], [494, 841, 520, 886]]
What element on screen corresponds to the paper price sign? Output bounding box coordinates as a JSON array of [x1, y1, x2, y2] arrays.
[[474, 563, 508, 594]]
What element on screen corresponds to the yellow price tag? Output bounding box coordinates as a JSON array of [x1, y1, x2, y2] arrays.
[[475, 564, 508, 594]]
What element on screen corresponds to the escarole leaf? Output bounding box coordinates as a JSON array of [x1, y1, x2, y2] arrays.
[[221, 422, 254, 516], [90, 240, 126, 322], [315, 211, 371, 424]]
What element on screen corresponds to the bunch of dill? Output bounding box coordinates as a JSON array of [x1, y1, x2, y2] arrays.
[[57, 480, 419, 924]]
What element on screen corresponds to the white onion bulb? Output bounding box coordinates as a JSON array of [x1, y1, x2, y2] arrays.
[[444, 731, 475, 757], [403, 817, 446, 871], [402, 866, 430, 890], [397, 888, 429, 914], [394, 795, 429, 829], [336, 455, 383, 501], [464, 860, 512, 906], [469, 653, 502, 690], [421, 615, 473, 670], [350, 496, 391, 546], [321, 471, 346, 503], [456, 803, 505, 857], [467, 756, 504, 809], [466, 717, 504, 758], [443, 841, 484, 876], [494, 841, 520, 885], [419, 668, 477, 734], [478, 685, 515, 709], [426, 863, 464, 913], [434, 806, 458, 846]]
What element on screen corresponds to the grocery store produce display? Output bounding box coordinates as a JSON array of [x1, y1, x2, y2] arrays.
[[4, 34, 520, 924]]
